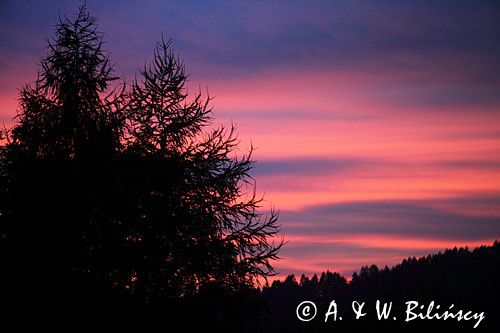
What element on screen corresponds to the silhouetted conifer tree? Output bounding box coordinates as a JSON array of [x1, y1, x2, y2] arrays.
[[115, 37, 283, 298], [1, 6, 125, 297], [0, 5, 282, 308]]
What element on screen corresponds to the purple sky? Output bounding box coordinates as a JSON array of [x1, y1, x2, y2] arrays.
[[1, 0, 500, 277]]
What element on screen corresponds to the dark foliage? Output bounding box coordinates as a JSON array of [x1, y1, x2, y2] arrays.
[[263, 241, 500, 331], [1, 5, 281, 330]]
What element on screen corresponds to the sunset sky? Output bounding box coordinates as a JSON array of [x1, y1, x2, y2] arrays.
[[1, 0, 500, 278]]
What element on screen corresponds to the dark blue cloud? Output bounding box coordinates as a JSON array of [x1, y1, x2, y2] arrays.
[[284, 242, 414, 258], [252, 156, 500, 179], [253, 157, 365, 177], [280, 196, 500, 240]]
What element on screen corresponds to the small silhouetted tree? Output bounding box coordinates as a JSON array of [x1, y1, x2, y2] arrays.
[[1, 5, 282, 307], [112, 37, 282, 299]]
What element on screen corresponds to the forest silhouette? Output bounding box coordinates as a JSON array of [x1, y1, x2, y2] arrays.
[[1, 6, 498, 332]]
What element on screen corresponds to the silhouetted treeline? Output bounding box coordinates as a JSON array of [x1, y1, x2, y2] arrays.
[[262, 241, 500, 331]]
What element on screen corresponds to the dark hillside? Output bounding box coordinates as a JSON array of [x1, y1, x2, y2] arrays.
[[262, 241, 499, 331]]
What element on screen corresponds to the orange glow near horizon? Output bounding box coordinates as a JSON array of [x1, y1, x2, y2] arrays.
[[199, 70, 500, 277], [2, 31, 500, 280]]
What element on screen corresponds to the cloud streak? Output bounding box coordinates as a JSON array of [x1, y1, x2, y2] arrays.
[[277, 196, 499, 276], [1, 0, 499, 277], [280, 198, 500, 240]]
